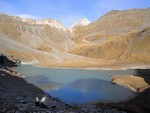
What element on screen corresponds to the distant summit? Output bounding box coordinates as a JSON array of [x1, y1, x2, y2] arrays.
[[71, 18, 90, 28]]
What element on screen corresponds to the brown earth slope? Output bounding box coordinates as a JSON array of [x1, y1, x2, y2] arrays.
[[70, 27, 150, 63], [0, 13, 74, 51], [72, 8, 150, 44], [0, 8, 150, 67]]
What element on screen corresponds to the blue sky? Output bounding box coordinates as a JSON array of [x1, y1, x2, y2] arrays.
[[0, 0, 150, 27]]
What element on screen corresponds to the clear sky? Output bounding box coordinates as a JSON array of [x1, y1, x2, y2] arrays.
[[0, 0, 150, 27]]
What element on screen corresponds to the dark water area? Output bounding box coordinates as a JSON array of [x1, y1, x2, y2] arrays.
[[16, 65, 137, 104]]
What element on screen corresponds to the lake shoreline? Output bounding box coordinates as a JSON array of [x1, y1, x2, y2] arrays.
[[21, 61, 150, 70], [0, 55, 127, 113], [1, 55, 150, 113]]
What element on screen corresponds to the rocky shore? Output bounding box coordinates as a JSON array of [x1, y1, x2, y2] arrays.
[[98, 69, 150, 113], [1, 55, 150, 113], [111, 75, 150, 92], [0, 55, 128, 113]]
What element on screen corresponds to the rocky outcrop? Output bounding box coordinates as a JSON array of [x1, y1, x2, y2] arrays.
[[0, 54, 20, 67], [111, 75, 150, 92], [104, 69, 150, 113]]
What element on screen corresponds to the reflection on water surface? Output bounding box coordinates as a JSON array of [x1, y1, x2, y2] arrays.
[[16, 65, 136, 104]]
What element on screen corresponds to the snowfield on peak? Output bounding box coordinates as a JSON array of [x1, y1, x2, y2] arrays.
[[71, 18, 91, 28]]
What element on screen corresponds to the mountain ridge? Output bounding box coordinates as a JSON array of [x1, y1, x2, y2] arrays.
[[0, 8, 150, 67]]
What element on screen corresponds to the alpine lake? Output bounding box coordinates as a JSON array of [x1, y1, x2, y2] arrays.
[[16, 65, 136, 104]]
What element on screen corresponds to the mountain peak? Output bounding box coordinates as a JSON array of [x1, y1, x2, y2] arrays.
[[71, 18, 91, 28]]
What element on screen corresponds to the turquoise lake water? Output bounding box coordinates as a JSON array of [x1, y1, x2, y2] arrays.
[[16, 65, 136, 104]]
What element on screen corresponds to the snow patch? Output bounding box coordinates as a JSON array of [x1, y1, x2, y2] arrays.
[[21, 59, 39, 65], [71, 18, 91, 28]]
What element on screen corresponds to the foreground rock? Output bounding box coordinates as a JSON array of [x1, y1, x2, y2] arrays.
[[111, 75, 150, 92]]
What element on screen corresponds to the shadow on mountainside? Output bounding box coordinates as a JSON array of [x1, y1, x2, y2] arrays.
[[0, 54, 20, 67]]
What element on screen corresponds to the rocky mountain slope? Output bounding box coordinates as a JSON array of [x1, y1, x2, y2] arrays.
[[0, 13, 75, 51], [0, 13, 115, 68], [0, 13, 78, 64], [72, 8, 150, 44], [70, 8, 150, 64], [70, 27, 150, 63], [0, 8, 150, 67]]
